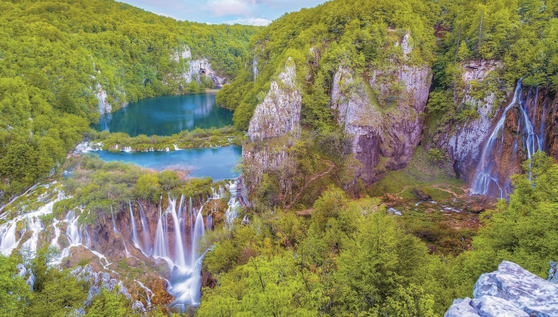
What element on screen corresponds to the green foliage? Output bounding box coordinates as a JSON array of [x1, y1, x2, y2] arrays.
[[451, 152, 558, 297], [0, 255, 31, 316], [26, 246, 89, 316], [0, 0, 258, 203], [85, 287, 131, 317], [201, 187, 455, 316], [85, 125, 246, 151], [219, 0, 438, 132]]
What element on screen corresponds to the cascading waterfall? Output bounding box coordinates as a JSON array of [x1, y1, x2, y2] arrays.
[[224, 180, 240, 227], [129, 201, 141, 250], [138, 201, 152, 256], [0, 186, 64, 256], [168, 196, 186, 268], [152, 207, 171, 267], [110, 205, 120, 234], [21, 217, 43, 254], [471, 79, 544, 198]]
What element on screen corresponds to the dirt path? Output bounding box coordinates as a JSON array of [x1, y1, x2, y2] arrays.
[[285, 159, 335, 211]]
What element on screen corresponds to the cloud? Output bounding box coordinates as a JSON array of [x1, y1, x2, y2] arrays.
[[204, 0, 252, 17], [119, 0, 328, 24], [224, 17, 271, 26]]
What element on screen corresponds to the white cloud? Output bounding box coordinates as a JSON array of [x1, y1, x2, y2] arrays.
[[224, 17, 271, 26], [205, 0, 252, 17]]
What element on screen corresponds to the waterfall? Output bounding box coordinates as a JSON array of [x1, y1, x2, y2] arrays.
[[129, 201, 141, 250], [21, 217, 43, 253], [153, 207, 171, 267], [168, 195, 186, 268], [138, 201, 152, 256], [471, 79, 544, 198], [224, 180, 240, 227], [110, 205, 120, 234], [0, 222, 18, 256]]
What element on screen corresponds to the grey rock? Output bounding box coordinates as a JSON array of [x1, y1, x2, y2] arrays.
[[446, 261, 558, 317], [247, 57, 301, 142], [243, 58, 301, 196], [444, 298, 480, 317], [473, 261, 558, 316], [331, 61, 432, 184], [471, 296, 529, 317]]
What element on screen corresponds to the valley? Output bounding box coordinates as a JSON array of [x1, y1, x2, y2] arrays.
[[1, 0, 558, 316]]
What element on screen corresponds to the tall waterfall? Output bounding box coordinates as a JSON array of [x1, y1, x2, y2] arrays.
[[471, 80, 544, 198]]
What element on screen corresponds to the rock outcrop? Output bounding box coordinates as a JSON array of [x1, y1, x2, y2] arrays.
[[331, 52, 432, 184], [445, 261, 558, 317], [242, 58, 301, 197], [247, 59, 301, 141], [172, 45, 227, 88]]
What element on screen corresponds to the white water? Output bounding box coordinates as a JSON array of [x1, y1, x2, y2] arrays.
[[0, 185, 65, 256], [138, 201, 152, 256], [471, 80, 544, 198], [129, 202, 141, 250]]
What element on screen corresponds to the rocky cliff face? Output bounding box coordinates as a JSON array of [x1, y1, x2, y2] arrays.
[[434, 60, 509, 183], [173, 45, 227, 88], [445, 261, 558, 317], [242, 58, 301, 197], [331, 49, 432, 184]]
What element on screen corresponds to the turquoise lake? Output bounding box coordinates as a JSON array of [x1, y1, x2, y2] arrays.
[[88, 93, 240, 179], [93, 93, 233, 137], [89, 146, 241, 180]]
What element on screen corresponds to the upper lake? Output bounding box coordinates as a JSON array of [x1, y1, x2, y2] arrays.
[[93, 93, 233, 137]]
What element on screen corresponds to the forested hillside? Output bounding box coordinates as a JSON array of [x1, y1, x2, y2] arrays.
[[0, 0, 258, 202], [220, 0, 558, 130], [2, 0, 558, 315]]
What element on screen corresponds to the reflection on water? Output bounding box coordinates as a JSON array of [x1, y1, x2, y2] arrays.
[[90, 146, 241, 180], [93, 93, 233, 137]]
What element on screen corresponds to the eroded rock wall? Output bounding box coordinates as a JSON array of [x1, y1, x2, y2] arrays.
[[242, 58, 301, 197], [331, 61, 432, 184]]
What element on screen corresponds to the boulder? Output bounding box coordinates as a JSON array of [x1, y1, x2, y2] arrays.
[[412, 188, 431, 201], [445, 261, 558, 317]]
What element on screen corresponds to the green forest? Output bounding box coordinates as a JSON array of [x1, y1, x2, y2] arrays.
[[0, 0, 259, 201], [1, 0, 558, 316]]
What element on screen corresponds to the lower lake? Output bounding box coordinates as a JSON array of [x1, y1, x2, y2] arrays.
[[88, 146, 241, 180]]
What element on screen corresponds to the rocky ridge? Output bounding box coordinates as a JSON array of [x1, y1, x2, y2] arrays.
[[445, 261, 558, 317]]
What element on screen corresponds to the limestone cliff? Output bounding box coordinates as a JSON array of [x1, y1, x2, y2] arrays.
[[242, 58, 301, 197], [445, 261, 558, 317], [331, 54, 432, 184], [434, 60, 509, 183], [172, 45, 227, 89]]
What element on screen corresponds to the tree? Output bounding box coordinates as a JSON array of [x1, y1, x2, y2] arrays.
[[0, 256, 31, 317]]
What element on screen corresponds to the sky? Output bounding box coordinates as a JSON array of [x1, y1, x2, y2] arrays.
[[118, 0, 328, 26]]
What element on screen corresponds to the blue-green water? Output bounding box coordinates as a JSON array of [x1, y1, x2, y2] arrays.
[[89, 146, 241, 180], [93, 93, 233, 137]]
